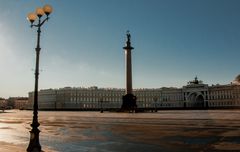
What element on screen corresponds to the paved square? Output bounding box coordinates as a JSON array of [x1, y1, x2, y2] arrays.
[[0, 110, 240, 151]]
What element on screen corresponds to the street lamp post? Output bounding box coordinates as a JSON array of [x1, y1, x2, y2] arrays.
[[153, 97, 158, 112], [100, 98, 103, 113], [26, 4, 53, 152]]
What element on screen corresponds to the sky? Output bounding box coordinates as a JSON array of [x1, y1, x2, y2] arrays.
[[1, 0, 240, 98]]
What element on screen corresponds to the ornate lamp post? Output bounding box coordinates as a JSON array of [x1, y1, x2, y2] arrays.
[[26, 4, 53, 152], [99, 97, 103, 113], [153, 97, 158, 112]]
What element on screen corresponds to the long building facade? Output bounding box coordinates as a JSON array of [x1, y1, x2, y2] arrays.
[[28, 77, 240, 110]]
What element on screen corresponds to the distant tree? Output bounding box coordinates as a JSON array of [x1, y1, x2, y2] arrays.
[[0, 99, 6, 112]]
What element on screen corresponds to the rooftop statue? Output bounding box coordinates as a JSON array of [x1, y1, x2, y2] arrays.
[[188, 76, 203, 85], [126, 30, 131, 42]]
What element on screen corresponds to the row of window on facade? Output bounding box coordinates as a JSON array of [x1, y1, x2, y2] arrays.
[[56, 90, 184, 98], [208, 101, 240, 106], [35, 93, 240, 104], [37, 100, 240, 110]]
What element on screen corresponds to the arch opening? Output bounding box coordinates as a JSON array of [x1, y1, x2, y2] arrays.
[[188, 93, 204, 107], [195, 95, 204, 107]]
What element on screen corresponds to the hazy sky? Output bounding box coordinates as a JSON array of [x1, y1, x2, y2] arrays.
[[1, 0, 240, 98]]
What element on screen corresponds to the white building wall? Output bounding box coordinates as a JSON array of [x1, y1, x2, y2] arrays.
[[28, 83, 240, 110]]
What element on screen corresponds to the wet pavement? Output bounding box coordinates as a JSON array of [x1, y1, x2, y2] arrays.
[[0, 110, 240, 152]]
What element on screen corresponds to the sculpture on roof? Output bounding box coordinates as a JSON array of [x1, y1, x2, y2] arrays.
[[188, 76, 203, 85]]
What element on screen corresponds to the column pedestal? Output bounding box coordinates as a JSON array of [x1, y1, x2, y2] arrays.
[[121, 94, 137, 111]]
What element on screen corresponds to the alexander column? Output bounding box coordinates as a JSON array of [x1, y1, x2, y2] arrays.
[[121, 31, 137, 111]]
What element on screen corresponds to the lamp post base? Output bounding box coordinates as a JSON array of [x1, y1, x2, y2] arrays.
[[27, 128, 41, 152], [121, 94, 137, 112]]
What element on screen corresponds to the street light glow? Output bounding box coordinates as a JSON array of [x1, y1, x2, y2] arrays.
[[43, 4, 53, 16], [36, 7, 45, 17], [27, 4, 53, 25], [27, 13, 37, 23]]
